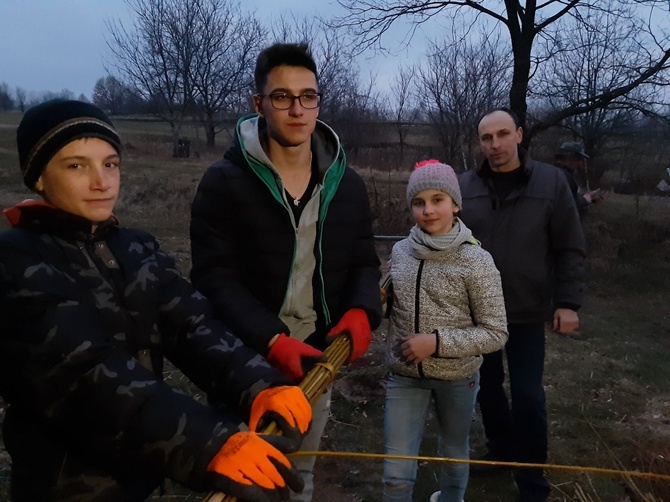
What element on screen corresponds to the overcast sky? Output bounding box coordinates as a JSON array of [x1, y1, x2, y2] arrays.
[[7, 1, 665, 102], [0, 0, 413, 100]]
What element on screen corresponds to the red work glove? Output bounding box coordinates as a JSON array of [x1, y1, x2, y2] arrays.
[[249, 386, 312, 447], [205, 431, 304, 501], [326, 308, 371, 364], [267, 334, 326, 383]]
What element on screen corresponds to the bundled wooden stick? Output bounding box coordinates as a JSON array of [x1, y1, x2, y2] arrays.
[[379, 272, 391, 305]]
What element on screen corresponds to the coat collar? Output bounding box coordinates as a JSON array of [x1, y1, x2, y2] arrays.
[[477, 147, 533, 180], [3, 199, 118, 239]]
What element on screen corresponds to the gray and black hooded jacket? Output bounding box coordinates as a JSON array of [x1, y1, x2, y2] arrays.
[[0, 202, 290, 500], [190, 115, 382, 354]]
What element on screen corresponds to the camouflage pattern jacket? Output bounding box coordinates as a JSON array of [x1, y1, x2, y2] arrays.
[[0, 203, 291, 501]]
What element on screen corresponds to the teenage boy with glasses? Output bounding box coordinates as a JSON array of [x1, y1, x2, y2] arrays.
[[190, 42, 382, 501]]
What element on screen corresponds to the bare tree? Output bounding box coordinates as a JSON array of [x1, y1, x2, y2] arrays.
[[190, 0, 265, 147], [43, 90, 76, 102], [335, 0, 670, 142], [417, 30, 511, 170], [269, 14, 370, 117], [532, 0, 669, 155], [93, 76, 132, 115], [106, 0, 197, 155], [388, 65, 419, 167], [269, 14, 383, 158], [107, 0, 267, 151], [0, 83, 14, 111], [15, 87, 27, 112]]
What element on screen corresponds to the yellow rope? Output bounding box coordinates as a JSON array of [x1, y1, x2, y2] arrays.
[[289, 450, 670, 482]]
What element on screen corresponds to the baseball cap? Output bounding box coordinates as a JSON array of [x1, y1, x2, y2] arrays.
[[556, 141, 589, 158]]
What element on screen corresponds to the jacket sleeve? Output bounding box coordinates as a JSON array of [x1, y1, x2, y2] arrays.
[[190, 164, 288, 353], [0, 242, 283, 492], [550, 173, 586, 310], [150, 236, 291, 404], [436, 250, 508, 358], [330, 170, 382, 330]]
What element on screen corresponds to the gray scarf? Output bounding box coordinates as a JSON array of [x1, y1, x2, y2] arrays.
[[407, 218, 476, 260]]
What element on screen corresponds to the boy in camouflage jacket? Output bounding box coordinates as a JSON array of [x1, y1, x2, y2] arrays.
[[0, 99, 311, 501]]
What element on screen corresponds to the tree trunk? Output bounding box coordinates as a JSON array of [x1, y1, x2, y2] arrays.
[[171, 122, 184, 158], [504, 0, 536, 146], [509, 35, 533, 142], [205, 122, 216, 148]]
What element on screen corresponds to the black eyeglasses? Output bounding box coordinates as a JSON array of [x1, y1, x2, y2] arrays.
[[257, 92, 323, 110]]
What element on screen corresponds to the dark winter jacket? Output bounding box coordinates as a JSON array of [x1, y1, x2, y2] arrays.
[[0, 202, 290, 501], [559, 166, 590, 217], [458, 153, 586, 324], [190, 115, 382, 354]]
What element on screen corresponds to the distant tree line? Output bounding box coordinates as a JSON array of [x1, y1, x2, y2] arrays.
[[3, 0, 669, 164], [0, 83, 89, 113]]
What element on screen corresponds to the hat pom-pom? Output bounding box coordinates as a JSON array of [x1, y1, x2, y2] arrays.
[[414, 159, 442, 170]]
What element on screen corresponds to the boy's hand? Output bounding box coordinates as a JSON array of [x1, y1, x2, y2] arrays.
[[267, 334, 325, 383], [206, 431, 304, 501], [326, 308, 371, 363], [249, 386, 312, 446]]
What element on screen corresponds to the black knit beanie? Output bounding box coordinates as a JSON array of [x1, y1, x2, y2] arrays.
[[17, 99, 122, 189]]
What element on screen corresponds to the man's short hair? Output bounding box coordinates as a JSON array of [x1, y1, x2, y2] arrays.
[[479, 107, 522, 129], [254, 43, 318, 93]]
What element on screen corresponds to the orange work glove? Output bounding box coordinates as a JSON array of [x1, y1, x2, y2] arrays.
[[267, 334, 326, 383], [249, 386, 312, 446], [205, 431, 304, 501], [326, 308, 371, 363]]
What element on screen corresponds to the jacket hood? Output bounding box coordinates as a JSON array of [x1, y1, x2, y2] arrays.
[[233, 114, 347, 212], [237, 114, 342, 172]]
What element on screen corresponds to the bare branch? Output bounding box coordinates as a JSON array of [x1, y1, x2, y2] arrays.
[[333, 1, 506, 54]]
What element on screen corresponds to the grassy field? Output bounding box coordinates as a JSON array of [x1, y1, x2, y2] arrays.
[[0, 112, 668, 501]]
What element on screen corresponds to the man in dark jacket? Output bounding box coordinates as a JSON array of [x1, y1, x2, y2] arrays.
[[1, 99, 312, 502], [554, 141, 603, 217], [458, 108, 586, 502], [190, 43, 382, 501]]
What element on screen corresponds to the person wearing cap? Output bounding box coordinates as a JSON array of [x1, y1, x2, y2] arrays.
[[190, 43, 382, 501], [381, 159, 508, 502], [458, 109, 585, 502], [0, 99, 313, 501], [554, 141, 603, 217]]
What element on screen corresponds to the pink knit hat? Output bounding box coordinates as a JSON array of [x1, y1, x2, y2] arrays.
[[406, 159, 462, 208]]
